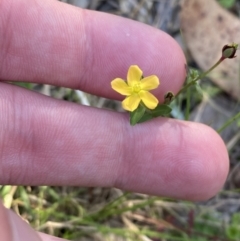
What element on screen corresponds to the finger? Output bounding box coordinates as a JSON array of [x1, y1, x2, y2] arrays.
[[0, 0, 186, 101], [0, 83, 229, 201], [0, 201, 42, 241]]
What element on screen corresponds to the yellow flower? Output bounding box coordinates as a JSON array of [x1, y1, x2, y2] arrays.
[[111, 65, 160, 112]]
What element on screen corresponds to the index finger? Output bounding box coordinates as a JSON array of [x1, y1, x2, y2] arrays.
[[0, 0, 186, 101]]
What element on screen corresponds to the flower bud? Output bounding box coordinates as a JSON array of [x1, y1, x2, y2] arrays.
[[164, 91, 174, 104], [221, 43, 238, 59]]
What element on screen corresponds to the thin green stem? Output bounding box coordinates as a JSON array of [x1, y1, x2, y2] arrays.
[[199, 58, 223, 77], [174, 59, 223, 99], [217, 111, 240, 133]]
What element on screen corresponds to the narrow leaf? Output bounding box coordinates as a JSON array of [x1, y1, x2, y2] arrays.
[[137, 105, 172, 124], [138, 112, 154, 124], [130, 105, 146, 125], [151, 105, 172, 117]]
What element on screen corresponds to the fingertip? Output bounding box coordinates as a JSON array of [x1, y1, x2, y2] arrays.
[[186, 123, 229, 200], [115, 119, 229, 201], [161, 121, 229, 201]]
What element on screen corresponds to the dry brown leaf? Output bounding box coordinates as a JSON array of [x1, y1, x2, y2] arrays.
[[180, 0, 240, 100]]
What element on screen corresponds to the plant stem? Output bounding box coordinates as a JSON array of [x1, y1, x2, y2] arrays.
[[217, 111, 240, 133], [174, 59, 223, 99]]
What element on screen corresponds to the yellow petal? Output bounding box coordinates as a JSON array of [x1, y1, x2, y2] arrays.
[[141, 75, 160, 91], [111, 78, 132, 95], [122, 94, 141, 112], [127, 65, 143, 87], [139, 91, 158, 109]]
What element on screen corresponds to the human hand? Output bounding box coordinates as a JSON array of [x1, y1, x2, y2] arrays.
[[0, 0, 229, 240]]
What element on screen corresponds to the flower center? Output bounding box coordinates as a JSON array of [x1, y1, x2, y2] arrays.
[[132, 83, 142, 93]]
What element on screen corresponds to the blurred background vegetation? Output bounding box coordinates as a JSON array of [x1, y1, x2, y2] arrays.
[[1, 0, 240, 240]]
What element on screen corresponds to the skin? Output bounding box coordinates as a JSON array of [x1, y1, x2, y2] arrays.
[[0, 0, 229, 240]]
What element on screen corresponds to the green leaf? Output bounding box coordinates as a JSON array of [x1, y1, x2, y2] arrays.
[[185, 66, 199, 82], [218, 0, 235, 9], [138, 112, 154, 123], [194, 81, 203, 96], [137, 104, 172, 124], [237, 119, 240, 127], [15, 82, 33, 89], [232, 213, 240, 224], [226, 225, 240, 240], [130, 105, 146, 126], [130, 104, 172, 125], [151, 104, 172, 117], [189, 68, 200, 80]]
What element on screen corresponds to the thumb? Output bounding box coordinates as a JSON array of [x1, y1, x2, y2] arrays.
[[0, 201, 41, 241]]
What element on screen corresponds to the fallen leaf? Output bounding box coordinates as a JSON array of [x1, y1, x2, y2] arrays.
[[180, 0, 240, 100]]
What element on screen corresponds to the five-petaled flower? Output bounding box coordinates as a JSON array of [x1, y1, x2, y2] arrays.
[[111, 65, 160, 112]]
